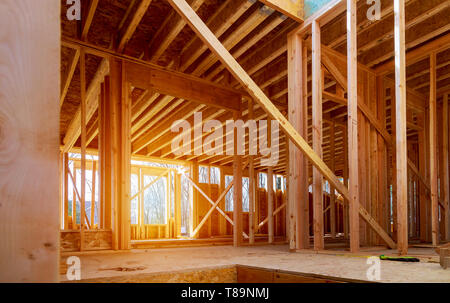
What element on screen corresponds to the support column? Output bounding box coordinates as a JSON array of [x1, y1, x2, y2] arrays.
[[248, 100, 256, 245], [233, 112, 243, 247], [312, 20, 324, 251], [444, 94, 450, 241], [330, 121, 336, 239], [80, 49, 87, 251], [109, 57, 131, 250], [268, 167, 274, 244], [394, 0, 408, 256], [347, 0, 360, 253], [63, 153, 70, 230], [429, 53, 439, 246], [287, 32, 304, 250]]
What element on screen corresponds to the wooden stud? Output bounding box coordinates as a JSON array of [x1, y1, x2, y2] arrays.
[[91, 161, 97, 228], [233, 111, 243, 246], [63, 153, 70, 230], [81, 0, 99, 41], [444, 94, 450, 241], [330, 121, 336, 239], [394, 0, 408, 255], [287, 32, 301, 250], [117, 0, 152, 53], [249, 99, 256, 245], [80, 49, 87, 250], [268, 167, 274, 244], [312, 20, 324, 251], [430, 52, 439, 246], [347, 0, 360, 253]]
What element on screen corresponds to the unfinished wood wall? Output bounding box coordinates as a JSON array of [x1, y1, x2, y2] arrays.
[[0, 0, 60, 282], [323, 48, 392, 247]]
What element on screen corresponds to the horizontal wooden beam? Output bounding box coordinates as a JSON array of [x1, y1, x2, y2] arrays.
[[125, 61, 241, 111], [259, 0, 303, 22], [376, 33, 450, 76]]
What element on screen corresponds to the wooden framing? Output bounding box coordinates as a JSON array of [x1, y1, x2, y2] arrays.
[[312, 20, 324, 251], [168, 0, 396, 250], [347, 0, 360, 253], [40, 0, 450, 267], [430, 52, 439, 246], [394, 0, 408, 255], [0, 0, 59, 282], [259, 0, 304, 23]]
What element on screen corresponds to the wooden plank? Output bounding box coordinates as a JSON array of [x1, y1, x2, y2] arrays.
[[174, 173, 182, 237], [0, 0, 59, 282], [394, 0, 408, 255], [81, 0, 99, 41], [430, 53, 439, 246], [268, 167, 274, 244], [287, 32, 301, 250], [312, 20, 324, 251], [64, 153, 70, 230], [168, 0, 396, 249], [375, 33, 450, 76], [299, 41, 310, 249], [80, 49, 87, 250], [60, 48, 80, 107], [248, 99, 255, 245], [117, 0, 152, 53], [330, 121, 336, 239], [125, 61, 241, 111], [259, 0, 303, 22], [145, 0, 205, 62], [347, 0, 360, 253], [91, 161, 97, 227], [444, 94, 450, 240], [234, 111, 243, 246]]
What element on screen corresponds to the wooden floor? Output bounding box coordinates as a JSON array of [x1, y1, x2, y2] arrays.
[[61, 244, 449, 283]]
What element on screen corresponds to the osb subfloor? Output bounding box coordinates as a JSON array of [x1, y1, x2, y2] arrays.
[[61, 245, 450, 283]]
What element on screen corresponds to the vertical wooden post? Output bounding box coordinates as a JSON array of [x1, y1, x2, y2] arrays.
[[330, 121, 336, 239], [99, 79, 113, 230], [418, 114, 427, 242], [429, 53, 439, 246], [0, 0, 60, 282], [80, 49, 87, 250], [342, 125, 349, 240], [377, 76, 388, 243], [219, 166, 226, 235], [444, 94, 450, 241], [91, 161, 97, 228], [233, 111, 243, 246], [191, 162, 199, 237], [347, 0, 360, 253], [394, 0, 408, 255], [300, 42, 310, 249], [64, 153, 70, 230], [248, 99, 256, 245], [268, 167, 274, 244], [175, 173, 182, 238], [312, 20, 324, 251], [287, 32, 302, 250], [110, 57, 131, 250], [73, 169, 77, 229]]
